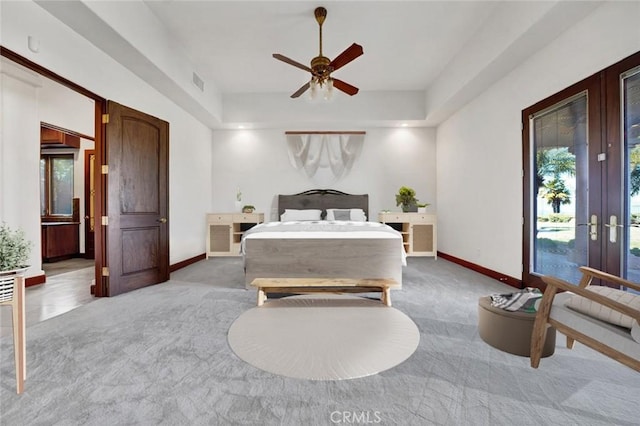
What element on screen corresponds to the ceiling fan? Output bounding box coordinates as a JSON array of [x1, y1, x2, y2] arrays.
[[273, 6, 363, 99]]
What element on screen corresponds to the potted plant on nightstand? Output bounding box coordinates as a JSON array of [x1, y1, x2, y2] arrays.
[[417, 203, 430, 213], [395, 186, 419, 212], [242, 205, 255, 214], [0, 222, 32, 277]]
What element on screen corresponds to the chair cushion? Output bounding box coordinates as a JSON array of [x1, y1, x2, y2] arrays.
[[551, 293, 640, 360], [565, 286, 640, 328], [632, 321, 640, 344]]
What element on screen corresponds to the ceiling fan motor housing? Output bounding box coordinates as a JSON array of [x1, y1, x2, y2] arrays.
[[311, 56, 332, 80]]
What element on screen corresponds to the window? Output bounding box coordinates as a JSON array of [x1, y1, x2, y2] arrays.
[[40, 154, 74, 218]]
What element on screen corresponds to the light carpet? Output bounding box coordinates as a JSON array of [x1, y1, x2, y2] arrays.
[[228, 295, 420, 380], [1, 257, 639, 425]]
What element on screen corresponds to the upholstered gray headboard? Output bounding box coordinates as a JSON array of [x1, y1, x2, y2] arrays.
[[278, 189, 369, 219]]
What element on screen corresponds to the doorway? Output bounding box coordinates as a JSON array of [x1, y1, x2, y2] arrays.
[[40, 122, 95, 272], [1, 47, 170, 298], [523, 51, 640, 287]]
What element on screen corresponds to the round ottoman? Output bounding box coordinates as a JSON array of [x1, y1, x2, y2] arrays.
[[478, 296, 555, 357]]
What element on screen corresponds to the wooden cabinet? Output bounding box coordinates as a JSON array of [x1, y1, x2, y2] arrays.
[[41, 222, 80, 262], [206, 213, 264, 257], [40, 125, 80, 149], [378, 212, 437, 257]]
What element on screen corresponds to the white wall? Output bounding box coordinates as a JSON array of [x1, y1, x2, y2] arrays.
[[0, 60, 43, 275], [436, 1, 640, 278], [39, 77, 94, 137], [1, 1, 213, 268], [211, 127, 437, 221]]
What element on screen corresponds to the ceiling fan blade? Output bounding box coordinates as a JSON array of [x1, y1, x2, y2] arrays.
[[332, 78, 359, 96], [329, 43, 363, 71], [273, 54, 312, 72], [291, 82, 311, 98]]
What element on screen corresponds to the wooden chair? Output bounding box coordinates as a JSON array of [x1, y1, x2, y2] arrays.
[[0, 274, 26, 393], [530, 266, 640, 372]]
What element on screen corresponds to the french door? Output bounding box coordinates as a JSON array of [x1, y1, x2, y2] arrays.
[[523, 51, 640, 287]]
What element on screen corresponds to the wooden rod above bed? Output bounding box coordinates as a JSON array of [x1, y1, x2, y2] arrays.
[[284, 131, 366, 135]]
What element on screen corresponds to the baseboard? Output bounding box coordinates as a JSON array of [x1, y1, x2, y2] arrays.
[[26, 273, 46, 288], [170, 253, 206, 273], [437, 251, 522, 289]]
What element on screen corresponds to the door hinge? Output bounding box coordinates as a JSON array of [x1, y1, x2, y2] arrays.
[[102, 276, 109, 294], [101, 216, 108, 226], [101, 266, 109, 276], [101, 165, 108, 174], [102, 113, 110, 124]]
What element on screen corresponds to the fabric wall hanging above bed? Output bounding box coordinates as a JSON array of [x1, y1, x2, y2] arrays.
[[285, 131, 365, 186]]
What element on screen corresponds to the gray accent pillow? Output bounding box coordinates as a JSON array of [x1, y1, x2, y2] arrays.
[[333, 209, 351, 220]]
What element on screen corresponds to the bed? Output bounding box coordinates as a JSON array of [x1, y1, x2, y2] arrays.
[[242, 189, 404, 289]]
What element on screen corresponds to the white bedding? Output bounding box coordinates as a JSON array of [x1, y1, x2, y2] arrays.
[[242, 220, 407, 265]]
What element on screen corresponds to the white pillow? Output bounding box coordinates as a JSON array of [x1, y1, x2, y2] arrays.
[[565, 286, 640, 329], [325, 208, 367, 222], [280, 209, 322, 221]]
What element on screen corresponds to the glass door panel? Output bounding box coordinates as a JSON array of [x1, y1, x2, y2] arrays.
[[531, 94, 589, 284], [623, 67, 640, 284]]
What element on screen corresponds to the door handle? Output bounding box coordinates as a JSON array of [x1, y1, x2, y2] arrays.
[[604, 215, 623, 243], [157, 218, 167, 223], [576, 214, 598, 241]]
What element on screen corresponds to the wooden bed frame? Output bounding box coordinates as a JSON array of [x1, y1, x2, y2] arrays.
[[243, 189, 403, 288]]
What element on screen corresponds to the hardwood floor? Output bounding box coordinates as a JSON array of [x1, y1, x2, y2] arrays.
[[42, 258, 94, 276], [0, 259, 96, 337]]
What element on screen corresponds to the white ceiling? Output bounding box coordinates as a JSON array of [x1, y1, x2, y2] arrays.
[[143, 1, 497, 94], [35, 0, 603, 128]]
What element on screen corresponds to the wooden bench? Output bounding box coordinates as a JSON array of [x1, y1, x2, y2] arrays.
[[250, 278, 400, 307]]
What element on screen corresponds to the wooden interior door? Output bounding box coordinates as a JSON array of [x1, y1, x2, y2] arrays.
[[84, 149, 95, 259], [104, 101, 169, 296]]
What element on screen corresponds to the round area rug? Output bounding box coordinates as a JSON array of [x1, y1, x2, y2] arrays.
[[228, 295, 420, 380]]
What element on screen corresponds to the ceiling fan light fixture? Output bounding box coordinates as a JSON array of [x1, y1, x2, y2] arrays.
[[307, 77, 334, 102], [324, 78, 334, 101], [309, 79, 318, 100]]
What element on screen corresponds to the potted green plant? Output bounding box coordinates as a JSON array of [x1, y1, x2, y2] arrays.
[[395, 186, 418, 212], [0, 222, 32, 275], [242, 205, 255, 214]]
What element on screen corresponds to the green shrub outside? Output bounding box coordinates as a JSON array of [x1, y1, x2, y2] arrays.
[[548, 214, 573, 223], [537, 214, 573, 223]]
